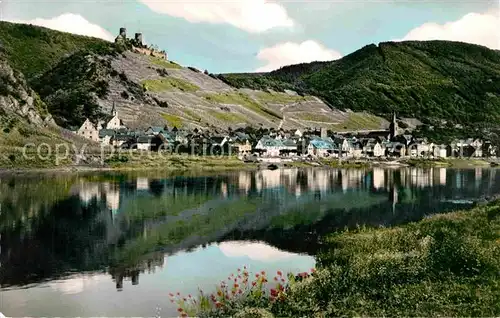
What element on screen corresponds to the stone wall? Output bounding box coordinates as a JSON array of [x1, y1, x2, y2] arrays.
[[132, 46, 168, 60]]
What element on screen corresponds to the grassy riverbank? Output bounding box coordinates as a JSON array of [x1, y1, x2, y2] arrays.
[[404, 158, 492, 168], [178, 201, 500, 317], [0, 151, 257, 172]]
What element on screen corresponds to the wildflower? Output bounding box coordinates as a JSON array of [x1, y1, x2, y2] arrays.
[[215, 301, 222, 308], [261, 271, 266, 275], [238, 289, 243, 294], [234, 283, 239, 288], [188, 294, 192, 298], [183, 298, 187, 301], [170, 300, 174, 303], [255, 273, 260, 278], [277, 270, 283, 276], [177, 292, 180, 296], [169, 293, 174, 297], [181, 313, 188, 318], [311, 268, 316, 273], [217, 290, 223, 296], [270, 288, 278, 297], [281, 278, 285, 283], [177, 308, 183, 313], [274, 277, 278, 281], [237, 268, 241, 272], [252, 281, 257, 286]]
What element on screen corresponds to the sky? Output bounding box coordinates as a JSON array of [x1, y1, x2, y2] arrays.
[[1, 0, 499, 73]]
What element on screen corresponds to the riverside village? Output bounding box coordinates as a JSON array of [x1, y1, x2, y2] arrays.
[[75, 104, 496, 163], [72, 28, 497, 165]]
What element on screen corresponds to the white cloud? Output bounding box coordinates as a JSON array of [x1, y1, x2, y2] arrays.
[[219, 241, 297, 261], [138, 0, 294, 33], [8, 13, 113, 41], [400, 10, 500, 49], [255, 40, 342, 72]]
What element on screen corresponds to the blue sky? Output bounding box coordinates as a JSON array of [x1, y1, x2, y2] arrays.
[[1, 0, 499, 73]]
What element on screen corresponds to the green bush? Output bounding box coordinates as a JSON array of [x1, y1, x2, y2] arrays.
[[182, 203, 500, 317]]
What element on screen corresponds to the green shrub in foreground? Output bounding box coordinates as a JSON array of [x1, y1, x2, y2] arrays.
[[168, 203, 500, 317]]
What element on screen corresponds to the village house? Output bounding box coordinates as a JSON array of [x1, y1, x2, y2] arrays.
[[362, 139, 385, 157], [254, 137, 297, 157], [408, 139, 432, 158], [174, 130, 189, 145], [234, 140, 252, 157], [432, 144, 448, 159], [99, 129, 115, 145], [451, 138, 484, 157], [384, 142, 407, 158], [136, 136, 154, 151], [232, 133, 253, 157], [307, 138, 338, 158], [334, 137, 353, 157], [76, 119, 100, 143], [482, 141, 497, 158], [255, 137, 280, 157], [145, 126, 165, 136]]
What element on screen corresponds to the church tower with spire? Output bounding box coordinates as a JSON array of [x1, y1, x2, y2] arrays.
[[389, 112, 399, 140]]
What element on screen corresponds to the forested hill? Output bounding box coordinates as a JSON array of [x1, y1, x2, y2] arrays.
[[219, 41, 500, 128], [0, 21, 112, 80]]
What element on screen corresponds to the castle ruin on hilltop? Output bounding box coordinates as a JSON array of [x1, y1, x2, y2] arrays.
[[115, 27, 168, 60]]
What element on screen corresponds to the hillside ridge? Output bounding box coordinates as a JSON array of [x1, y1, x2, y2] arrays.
[[220, 40, 500, 134], [0, 22, 387, 131]]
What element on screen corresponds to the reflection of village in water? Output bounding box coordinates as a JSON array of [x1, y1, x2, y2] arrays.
[[2, 167, 499, 291], [75, 167, 493, 215]]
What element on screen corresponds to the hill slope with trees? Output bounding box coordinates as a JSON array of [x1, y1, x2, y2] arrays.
[[220, 41, 500, 130]]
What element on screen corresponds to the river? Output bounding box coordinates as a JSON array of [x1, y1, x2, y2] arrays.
[[1, 167, 498, 316]]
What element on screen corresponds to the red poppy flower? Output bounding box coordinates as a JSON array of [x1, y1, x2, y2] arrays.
[[270, 288, 278, 297], [177, 308, 183, 312], [277, 270, 283, 276]]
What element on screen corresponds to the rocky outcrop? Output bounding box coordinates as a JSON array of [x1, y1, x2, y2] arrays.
[[0, 57, 54, 126]]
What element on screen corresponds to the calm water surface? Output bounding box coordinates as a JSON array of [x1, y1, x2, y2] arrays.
[[1, 167, 498, 316]]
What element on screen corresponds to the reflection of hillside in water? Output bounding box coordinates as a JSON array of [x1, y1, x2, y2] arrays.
[[1, 167, 500, 289]]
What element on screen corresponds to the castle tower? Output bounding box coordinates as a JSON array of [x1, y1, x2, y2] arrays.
[[135, 33, 143, 46], [389, 112, 399, 140], [119, 27, 127, 38]]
